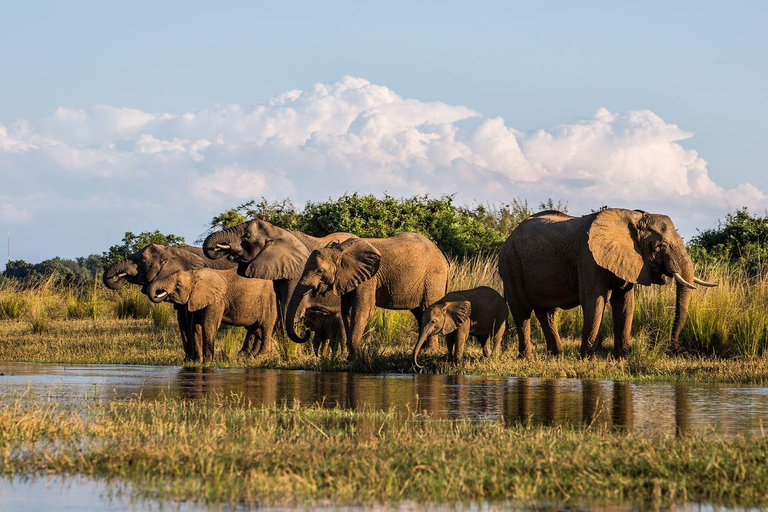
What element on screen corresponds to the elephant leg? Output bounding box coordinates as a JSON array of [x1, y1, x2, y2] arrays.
[[175, 306, 195, 361], [258, 323, 275, 355], [481, 336, 492, 358], [239, 329, 258, 357], [610, 286, 635, 358], [580, 295, 607, 358], [189, 312, 204, 363], [201, 310, 222, 363], [535, 308, 562, 356], [342, 290, 375, 361], [493, 320, 506, 356], [512, 308, 533, 359], [454, 323, 471, 363], [446, 331, 457, 363]]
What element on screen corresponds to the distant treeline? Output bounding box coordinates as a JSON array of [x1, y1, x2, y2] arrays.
[[3, 195, 768, 286]]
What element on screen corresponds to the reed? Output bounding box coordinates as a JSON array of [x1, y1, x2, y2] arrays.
[[1, 396, 766, 508], [1, 255, 768, 372]]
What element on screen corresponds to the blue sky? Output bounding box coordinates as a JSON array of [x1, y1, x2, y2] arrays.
[[1, 1, 767, 262]]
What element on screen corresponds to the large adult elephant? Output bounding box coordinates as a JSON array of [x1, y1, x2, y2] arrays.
[[103, 244, 237, 359], [498, 209, 716, 359], [291, 233, 449, 360], [201, 220, 355, 339]]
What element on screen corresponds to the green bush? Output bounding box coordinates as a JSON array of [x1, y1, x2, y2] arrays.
[[201, 194, 567, 257]]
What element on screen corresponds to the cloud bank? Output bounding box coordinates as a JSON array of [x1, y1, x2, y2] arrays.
[[1, 76, 765, 260]]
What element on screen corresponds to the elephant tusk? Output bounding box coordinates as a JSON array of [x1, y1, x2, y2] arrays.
[[154, 291, 168, 299], [693, 277, 718, 288], [216, 244, 231, 250], [303, 289, 314, 297], [673, 272, 697, 290], [116, 272, 127, 278]]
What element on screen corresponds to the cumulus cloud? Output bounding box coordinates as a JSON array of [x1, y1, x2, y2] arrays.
[[1, 76, 765, 260]]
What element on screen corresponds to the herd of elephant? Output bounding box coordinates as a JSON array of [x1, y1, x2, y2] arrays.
[[102, 208, 717, 367]]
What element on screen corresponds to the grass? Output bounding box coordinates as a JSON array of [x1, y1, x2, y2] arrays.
[[0, 396, 766, 508], [0, 255, 767, 381]]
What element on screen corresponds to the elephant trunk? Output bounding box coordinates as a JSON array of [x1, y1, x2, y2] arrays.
[[147, 276, 172, 303], [103, 260, 138, 290], [285, 281, 313, 343], [203, 226, 241, 260], [412, 325, 436, 370], [666, 247, 695, 347]]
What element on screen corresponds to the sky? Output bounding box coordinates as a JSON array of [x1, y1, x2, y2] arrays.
[[1, 0, 767, 262]]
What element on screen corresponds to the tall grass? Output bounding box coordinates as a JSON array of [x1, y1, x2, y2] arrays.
[[1, 255, 767, 358]]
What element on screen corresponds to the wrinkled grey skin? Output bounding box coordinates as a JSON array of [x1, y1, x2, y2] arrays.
[[147, 268, 277, 363], [202, 219, 355, 345], [413, 286, 508, 369], [498, 209, 717, 359], [295, 233, 449, 360], [103, 244, 237, 360]]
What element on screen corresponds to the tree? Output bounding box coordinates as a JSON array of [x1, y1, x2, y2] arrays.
[[688, 208, 768, 273], [102, 231, 185, 267]]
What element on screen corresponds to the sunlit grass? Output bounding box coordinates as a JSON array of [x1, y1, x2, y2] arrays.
[[1, 257, 768, 380], [0, 396, 766, 507]]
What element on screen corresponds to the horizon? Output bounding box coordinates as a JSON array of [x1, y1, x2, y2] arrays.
[[2, 1, 767, 262]]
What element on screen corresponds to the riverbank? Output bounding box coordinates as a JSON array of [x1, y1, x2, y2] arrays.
[[1, 317, 768, 383], [1, 396, 766, 508]]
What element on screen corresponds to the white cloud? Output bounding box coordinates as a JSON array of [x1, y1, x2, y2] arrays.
[[1, 76, 765, 261], [0, 201, 31, 222]]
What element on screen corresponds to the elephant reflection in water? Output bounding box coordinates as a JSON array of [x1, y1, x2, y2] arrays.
[[175, 366, 218, 400], [581, 381, 634, 430], [675, 384, 691, 437]]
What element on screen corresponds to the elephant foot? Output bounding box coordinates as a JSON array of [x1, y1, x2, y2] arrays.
[[238, 349, 253, 359]]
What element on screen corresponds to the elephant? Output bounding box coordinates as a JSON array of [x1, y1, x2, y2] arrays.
[[412, 286, 508, 369], [498, 208, 717, 359], [103, 244, 238, 359], [147, 268, 277, 362], [293, 233, 449, 360], [202, 220, 354, 343], [302, 306, 346, 357]]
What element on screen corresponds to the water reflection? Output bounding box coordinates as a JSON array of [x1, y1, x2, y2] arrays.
[[1, 362, 767, 437]]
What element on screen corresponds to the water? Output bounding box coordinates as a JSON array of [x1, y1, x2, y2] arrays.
[[1, 362, 767, 437], [0, 477, 757, 512]]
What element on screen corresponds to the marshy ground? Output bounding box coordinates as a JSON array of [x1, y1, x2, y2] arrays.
[[2, 256, 768, 508]]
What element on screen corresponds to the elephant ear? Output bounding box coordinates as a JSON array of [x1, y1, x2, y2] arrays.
[[245, 224, 311, 280], [588, 209, 652, 285], [333, 239, 382, 295], [187, 269, 227, 312], [443, 300, 471, 334]]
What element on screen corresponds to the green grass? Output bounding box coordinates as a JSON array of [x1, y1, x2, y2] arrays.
[[0, 396, 766, 508]]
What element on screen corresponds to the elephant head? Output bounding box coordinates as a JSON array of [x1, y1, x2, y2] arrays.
[[103, 244, 208, 291], [302, 306, 335, 332], [413, 300, 471, 369], [147, 269, 226, 312], [284, 239, 381, 344], [587, 209, 716, 345], [202, 220, 310, 280], [102, 258, 140, 290]]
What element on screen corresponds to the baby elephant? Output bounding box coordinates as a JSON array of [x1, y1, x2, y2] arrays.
[[413, 286, 508, 369], [302, 306, 346, 357], [148, 268, 277, 362]]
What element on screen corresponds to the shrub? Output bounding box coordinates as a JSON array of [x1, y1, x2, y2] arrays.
[[0, 293, 28, 320], [115, 290, 152, 319]]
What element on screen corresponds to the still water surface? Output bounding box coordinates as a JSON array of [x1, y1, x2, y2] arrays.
[[2, 362, 767, 437]]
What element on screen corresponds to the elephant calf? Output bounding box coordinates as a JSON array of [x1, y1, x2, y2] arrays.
[[148, 268, 277, 362], [302, 306, 346, 357], [413, 286, 508, 369]]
